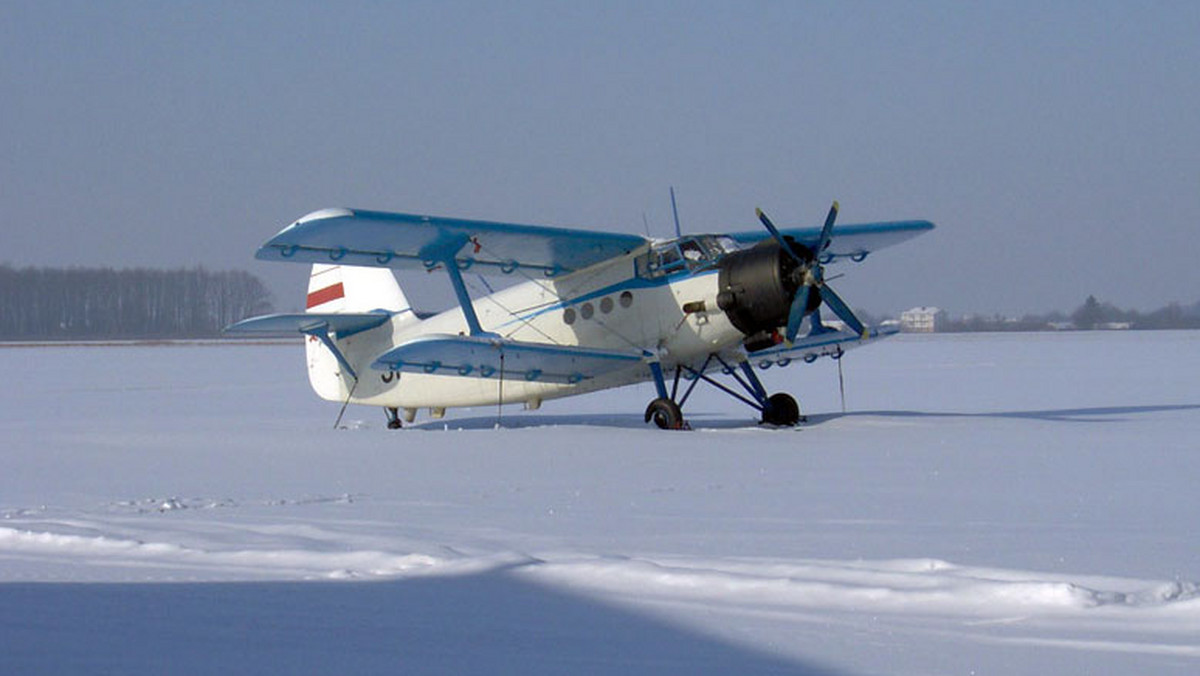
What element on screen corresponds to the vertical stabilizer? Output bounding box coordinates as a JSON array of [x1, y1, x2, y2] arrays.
[[304, 264, 414, 402], [306, 263, 411, 314]]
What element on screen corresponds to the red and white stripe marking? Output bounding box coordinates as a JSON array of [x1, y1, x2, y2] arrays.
[[306, 282, 345, 309]]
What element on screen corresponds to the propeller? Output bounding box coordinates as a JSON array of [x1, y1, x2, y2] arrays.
[[756, 201, 867, 342]]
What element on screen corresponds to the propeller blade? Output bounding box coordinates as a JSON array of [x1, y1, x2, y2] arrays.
[[785, 285, 813, 343], [756, 208, 805, 262], [819, 285, 867, 338], [816, 200, 839, 255]]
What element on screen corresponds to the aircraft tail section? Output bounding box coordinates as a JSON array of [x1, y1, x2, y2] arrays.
[[304, 264, 415, 402]]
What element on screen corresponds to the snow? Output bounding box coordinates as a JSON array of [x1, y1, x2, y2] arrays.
[[2, 332, 1199, 674]]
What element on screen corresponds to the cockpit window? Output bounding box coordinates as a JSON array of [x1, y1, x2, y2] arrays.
[[713, 236, 741, 254], [680, 240, 705, 261], [637, 236, 735, 278], [659, 246, 683, 269]]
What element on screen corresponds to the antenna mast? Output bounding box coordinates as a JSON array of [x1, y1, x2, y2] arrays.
[[669, 186, 682, 238]]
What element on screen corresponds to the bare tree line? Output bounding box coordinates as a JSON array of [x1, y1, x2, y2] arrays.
[[0, 265, 273, 340], [938, 295, 1200, 332]]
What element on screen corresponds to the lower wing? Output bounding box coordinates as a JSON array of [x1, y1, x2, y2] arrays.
[[373, 334, 644, 385], [743, 325, 900, 366]]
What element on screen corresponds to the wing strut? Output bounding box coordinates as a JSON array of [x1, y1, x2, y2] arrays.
[[443, 257, 489, 336], [421, 233, 492, 336]]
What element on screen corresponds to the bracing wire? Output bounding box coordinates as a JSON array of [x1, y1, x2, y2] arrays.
[[837, 350, 847, 414], [334, 376, 360, 430], [496, 349, 505, 427], [466, 240, 647, 352]]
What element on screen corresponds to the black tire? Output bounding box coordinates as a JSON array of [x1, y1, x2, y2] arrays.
[[644, 397, 685, 430], [761, 392, 801, 426]]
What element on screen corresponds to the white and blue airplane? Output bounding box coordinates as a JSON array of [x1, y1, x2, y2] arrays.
[[227, 201, 933, 429]]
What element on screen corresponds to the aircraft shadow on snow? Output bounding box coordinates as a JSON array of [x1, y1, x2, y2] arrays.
[[411, 403, 1200, 431], [0, 567, 849, 676], [411, 412, 766, 431], [807, 403, 1200, 425]]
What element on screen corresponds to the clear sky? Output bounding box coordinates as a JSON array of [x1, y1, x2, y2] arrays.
[[3, 1, 1198, 316]]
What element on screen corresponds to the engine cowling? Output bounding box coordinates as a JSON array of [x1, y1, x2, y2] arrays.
[[716, 239, 816, 347]]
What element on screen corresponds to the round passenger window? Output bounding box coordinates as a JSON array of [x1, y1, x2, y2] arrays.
[[580, 303, 594, 320], [619, 291, 633, 308], [600, 297, 614, 314], [563, 308, 576, 324]]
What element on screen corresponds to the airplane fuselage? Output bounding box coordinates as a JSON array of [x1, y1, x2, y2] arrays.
[[308, 238, 745, 410]]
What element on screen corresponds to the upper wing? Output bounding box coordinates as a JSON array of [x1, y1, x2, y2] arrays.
[[727, 220, 934, 262], [255, 208, 650, 277]]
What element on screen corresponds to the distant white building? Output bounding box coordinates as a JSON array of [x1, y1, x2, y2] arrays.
[[900, 307, 946, 333]]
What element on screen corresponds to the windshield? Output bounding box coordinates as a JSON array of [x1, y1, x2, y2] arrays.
[[637, 235, 739, 278]]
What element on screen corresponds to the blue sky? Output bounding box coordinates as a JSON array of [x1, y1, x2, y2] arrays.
[[3, 1, 1198, 315]]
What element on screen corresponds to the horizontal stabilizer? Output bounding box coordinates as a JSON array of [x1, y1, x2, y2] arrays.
[[746, 325, 900, 364], [224, 312, 390, 339], [373, 334, 642, 384]]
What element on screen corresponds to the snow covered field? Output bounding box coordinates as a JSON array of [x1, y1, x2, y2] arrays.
[[2, 331, 1198, 675]]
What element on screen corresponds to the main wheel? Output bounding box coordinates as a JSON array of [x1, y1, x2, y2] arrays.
[[761, 392, 801, 426], [644, 397, 685, 430]]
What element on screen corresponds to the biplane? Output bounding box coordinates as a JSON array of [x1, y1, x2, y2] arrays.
[[227, 201, 933, 429]]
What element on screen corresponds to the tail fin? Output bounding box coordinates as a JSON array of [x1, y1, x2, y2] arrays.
[[306, 263, 411, 315], [304, 264, 413, 402]]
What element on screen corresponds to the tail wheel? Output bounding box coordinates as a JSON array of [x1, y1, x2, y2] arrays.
[[644, 397, 685, 430], [761, 393, 801, 426]]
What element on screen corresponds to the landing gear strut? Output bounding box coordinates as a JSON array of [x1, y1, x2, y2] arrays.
[[384, 407, 403, 430], [645, 354, 803, 430]]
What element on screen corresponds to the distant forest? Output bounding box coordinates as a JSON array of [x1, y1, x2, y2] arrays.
[[2, 264, 1196, 340], [939, 295, 1200, 332], [0, 265, 273, 340]]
